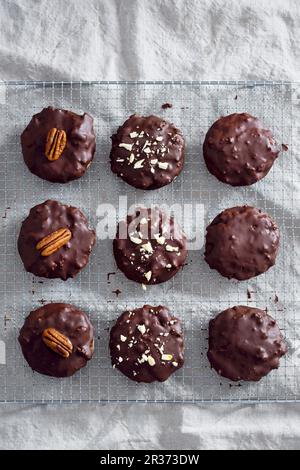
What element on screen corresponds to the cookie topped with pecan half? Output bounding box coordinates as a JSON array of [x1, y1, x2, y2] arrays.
[[21, 106, 96, 183], [19, 303, 94, 378], [18, 200, 95, 280]]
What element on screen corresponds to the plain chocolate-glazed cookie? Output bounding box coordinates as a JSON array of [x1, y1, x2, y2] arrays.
[[110, 114, 185, 189], [110, 305, 184, 383], [203, 113, 280, 186], [18, 200, 95, 280], [19, 303, 94, 378], [205, 206, 279, 281], [207, 306, 287, 382], [21, 106, 96, 183], [113, 207, 188, 285]]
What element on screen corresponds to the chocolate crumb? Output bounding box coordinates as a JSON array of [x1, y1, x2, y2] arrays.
[[282, 144, 289, 151], [107, 272, 116, 283], [247, 289, 252, 299], [112, 289, 122, 297], [161, 103, 173, 109], [275, 294, 279, 303]]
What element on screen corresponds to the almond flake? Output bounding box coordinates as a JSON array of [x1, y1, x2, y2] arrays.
[[154, 234, 166, 245], [144, 271, 152, 282], [142, 284, 147, 291], [172, 361, 178, 367], [120, 335, 127, 342], [118, 357, 123, 363], [162, 354, 173, 361], [137, 324, 146, 335], [130, 236, 142, 244], [143, 147, 151, 154], [147, 355, 156, 366], [158, 162, 169, 170], [150, 159, 158, 165], [133, 159, 145, 169], [128, 153, 135, 164], [156, 136, 163, 142], [166, 264, 172, 269], [165, 244, 179, 252], [116, 159, 124, 162], [141, 242, 153, 254], [119, 143, 133, 151], [129, 131, 139, 138]]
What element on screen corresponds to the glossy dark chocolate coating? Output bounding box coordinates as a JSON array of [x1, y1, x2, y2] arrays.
[[203, 113, 280, 186], [205, 206, 279, 281], [113, 207, 188, 285], [110, 114, 185, 189], [21, 107, 96, 183], [18, 200, 95, 280], [19, 303, 94, 378], [207, 306, 287, 382], [110, 305, 184, 383]]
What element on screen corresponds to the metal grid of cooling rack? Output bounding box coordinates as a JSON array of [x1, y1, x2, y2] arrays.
[[0, 81, 299, 404]]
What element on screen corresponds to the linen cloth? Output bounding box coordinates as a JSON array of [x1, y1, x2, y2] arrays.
[[0, 0, 299, 450]]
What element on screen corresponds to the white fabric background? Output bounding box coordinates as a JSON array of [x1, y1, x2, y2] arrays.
[[0, 0, 300, 450]]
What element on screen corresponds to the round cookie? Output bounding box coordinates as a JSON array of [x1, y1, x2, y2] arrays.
[[205, 206, 279, 281], [113, 207, 188, 285], [18, 199, 95, 280], [207, 306, 287, 382], [109, 305, 184, 383], [203, 113, 280, 186], [19, 303, 94, 378], [21, 106, 96, 183], [110, 114, 185, 189]]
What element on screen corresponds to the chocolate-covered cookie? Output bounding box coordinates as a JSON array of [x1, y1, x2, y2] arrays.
[[18, 200, 95, 280], [21, 107, 96, 183], [113, 207, 188, 285], [205, 206, 279, 281], [110, 305, 184, 383], [19, 303, 94, 378], [207, 306, 287, 382], [203, 113, 280, 186], [110, 114, 185, 189]]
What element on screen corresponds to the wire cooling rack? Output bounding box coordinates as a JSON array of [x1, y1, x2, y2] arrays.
[[0, 80, 299, 404]]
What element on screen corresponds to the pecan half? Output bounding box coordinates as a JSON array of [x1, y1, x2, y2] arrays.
[[45, 128, 67, 161], [36, 228, 72, 257], [42, 328, 73, 358]]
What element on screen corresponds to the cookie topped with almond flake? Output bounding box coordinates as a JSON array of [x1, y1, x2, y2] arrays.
[[109, 305, 184, 383], [113, 207, 188, 285], [110, 114, 185, 189]]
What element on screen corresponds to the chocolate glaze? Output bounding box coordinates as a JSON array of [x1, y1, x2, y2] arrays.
[[21, 107, 96, 183], [110, 114, 185, 189], [207, 306, 287, 382], [203, 113, 280, 186], [113, 207, 188, 285], [18, 200, 95, 280], [110, 305, 184, 383], [205, 206, 279, 281], [19, 303, 94, 378]]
